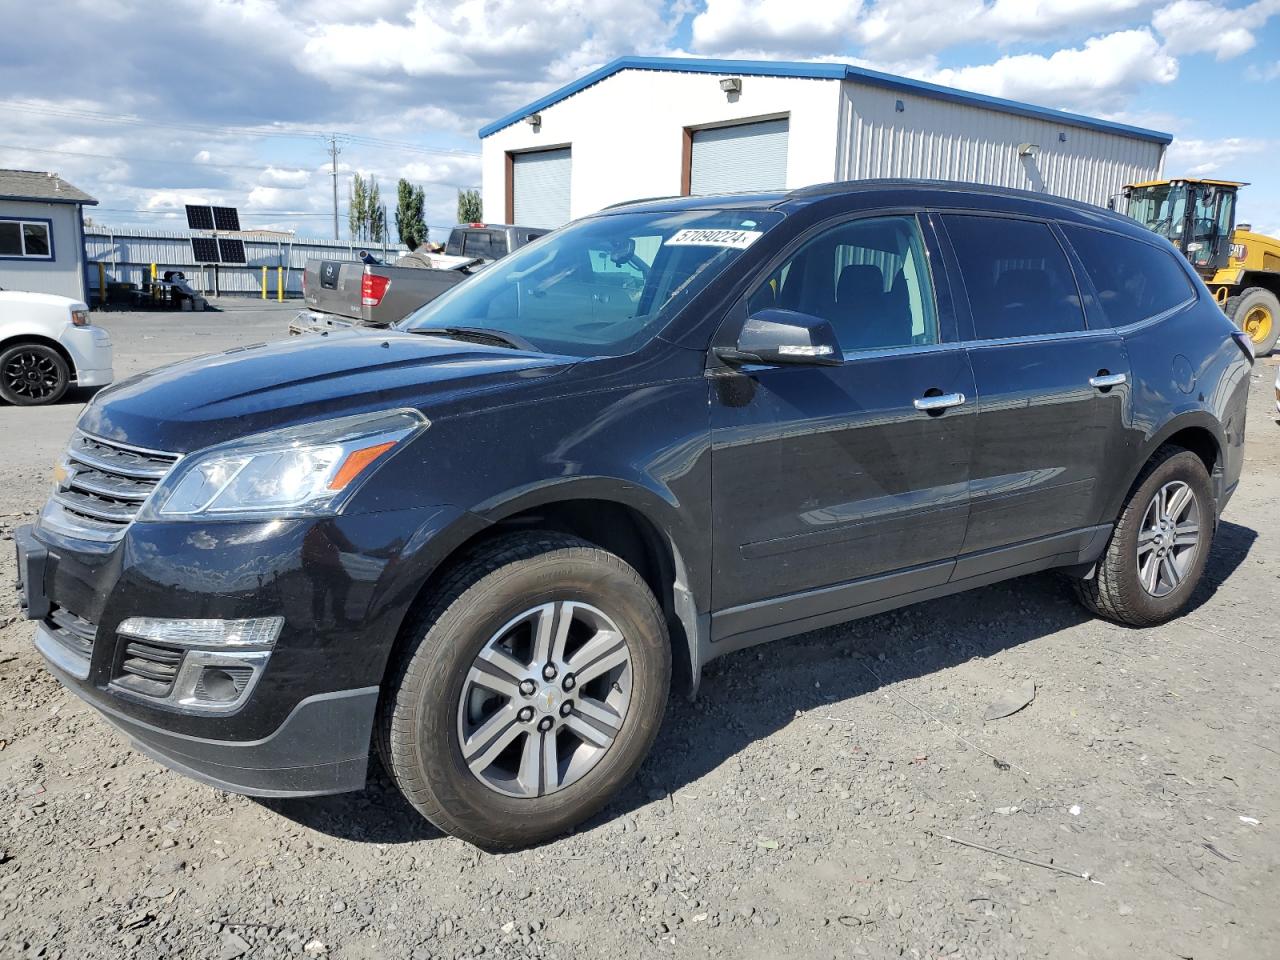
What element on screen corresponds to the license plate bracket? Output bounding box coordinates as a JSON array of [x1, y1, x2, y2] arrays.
[[14, 525, 50, 621]]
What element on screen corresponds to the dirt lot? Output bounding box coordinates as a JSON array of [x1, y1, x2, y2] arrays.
[[2, 302, 1277, 960]]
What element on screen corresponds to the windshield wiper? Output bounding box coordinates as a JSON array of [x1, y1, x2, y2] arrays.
[[408, 326, 537, 352]]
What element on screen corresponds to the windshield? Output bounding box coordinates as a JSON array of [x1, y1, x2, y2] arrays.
[[401, 209, 783, 357], [1127, 183, 1187, 240]]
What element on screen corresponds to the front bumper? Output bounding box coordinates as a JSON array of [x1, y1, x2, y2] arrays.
[[38, 620, 377, 796], [289, 310, 354, 336], [61, 325, 112, 385], [74, 366, 113, 387], [15, 503, 460, 796]]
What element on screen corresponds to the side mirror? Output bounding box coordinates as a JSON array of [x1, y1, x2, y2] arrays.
[[716, 308, 842, 367]]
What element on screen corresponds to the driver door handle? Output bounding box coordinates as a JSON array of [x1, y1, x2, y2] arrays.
[[1089, 372, 1127, 389], [914, 392, 966, 411]]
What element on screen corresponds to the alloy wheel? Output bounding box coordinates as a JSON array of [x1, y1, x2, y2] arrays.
[[1136, 480, 1200, 598], [456, 601, 633, 798], [1243, 305, 1272, 346], [3, 350, 61, 401]]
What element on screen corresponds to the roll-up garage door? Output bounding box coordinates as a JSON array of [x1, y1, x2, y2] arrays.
[[689, 118, 789, 195], [511, 148, 572, 228]]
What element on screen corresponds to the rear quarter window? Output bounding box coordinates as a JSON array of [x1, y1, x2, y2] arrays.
[[1060, 224, 1196, 327]]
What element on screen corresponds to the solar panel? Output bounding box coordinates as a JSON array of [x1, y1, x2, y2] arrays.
[[212, 206, 241, 232], [217, 238, 247, 264], [185, 205, 215, 231], [191, 237, 220, 262]]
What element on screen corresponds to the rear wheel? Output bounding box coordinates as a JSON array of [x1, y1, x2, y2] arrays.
[[1073, 446, 1214, 626], [378, 532, 670, 848], [1225, 287, 1279, 357], [0, 343, 69, 406]]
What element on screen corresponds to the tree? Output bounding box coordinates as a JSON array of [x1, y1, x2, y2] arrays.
[[348, 172, 368, 241], [348, 173, 387, 242], [395, 179, 427, 250], [367, 178, 384, 243], [457, 188, 482, 224]]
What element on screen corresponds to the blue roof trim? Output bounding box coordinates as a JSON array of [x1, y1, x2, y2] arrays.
[[477, 56, 1173, 146]]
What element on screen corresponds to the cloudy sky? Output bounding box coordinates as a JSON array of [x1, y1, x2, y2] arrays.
[[1, 0, 1277, 240]]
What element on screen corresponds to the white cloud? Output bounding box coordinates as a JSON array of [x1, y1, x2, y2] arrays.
[[691, 0, 864, 55], [923, 29, 1178, 113], [1153, 0, 1280, 60], [260, 167, 311, 188], [689, 0, 1161, 59], [1165, 136, 1272, 176]]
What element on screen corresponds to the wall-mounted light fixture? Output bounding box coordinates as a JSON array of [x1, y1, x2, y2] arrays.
[[1017, 143, 1041, 158], [1058, 132, 1068, 143], [895, 99, 905, 113], [719, 77, 742, 94], [525, 113, 542, 129]]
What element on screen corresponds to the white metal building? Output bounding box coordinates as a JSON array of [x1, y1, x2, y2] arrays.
[[479, 57, 1171, 229], [0, 170, 97, 301]]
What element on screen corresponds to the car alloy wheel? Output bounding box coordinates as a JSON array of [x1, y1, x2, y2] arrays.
[[3, 349, 63, 402], [457, 600, 633, 798], [1136, 479, 1200, 598]]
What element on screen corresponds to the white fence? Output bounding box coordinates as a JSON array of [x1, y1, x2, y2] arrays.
[[83, 228, 410, 299]]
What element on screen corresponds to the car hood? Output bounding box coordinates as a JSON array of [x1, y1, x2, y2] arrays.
[[78, 330, 576, 453]]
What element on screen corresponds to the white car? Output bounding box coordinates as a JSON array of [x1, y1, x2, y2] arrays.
[[0, 291, 112, 406]]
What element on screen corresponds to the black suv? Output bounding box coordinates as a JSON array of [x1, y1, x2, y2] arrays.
[[15, 181, 1252, 848]]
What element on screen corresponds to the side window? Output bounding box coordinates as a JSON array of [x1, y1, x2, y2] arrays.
[[747, 215, 938, 353], [1061, 224, 1195, 327], [942, 215, 1085, 339]]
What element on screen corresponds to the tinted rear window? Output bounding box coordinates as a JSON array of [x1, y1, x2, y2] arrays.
[[462, 232, 506, 259], [1060, 224, 1195, 327], [943, 215, 1085, 340]]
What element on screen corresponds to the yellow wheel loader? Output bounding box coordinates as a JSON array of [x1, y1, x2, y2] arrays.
[[1122, 178, 1280, 355]]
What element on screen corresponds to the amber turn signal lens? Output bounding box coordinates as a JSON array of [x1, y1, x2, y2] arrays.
[[327, 441, 397, 491]]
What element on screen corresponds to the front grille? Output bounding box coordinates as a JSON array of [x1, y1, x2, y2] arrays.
[[44, 604, 97, 663], [115, 640, 185, 699], [47, 434, 180, 542]]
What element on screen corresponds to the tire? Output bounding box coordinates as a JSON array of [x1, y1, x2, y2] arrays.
[[1073, 446, 1214, 626], [0, 342, 70, 406], [1224, 287, 1280, 357], [377, 531, 670, 849]]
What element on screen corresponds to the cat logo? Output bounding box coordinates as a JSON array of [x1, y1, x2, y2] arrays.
[[1229, 243, 1246, 261]]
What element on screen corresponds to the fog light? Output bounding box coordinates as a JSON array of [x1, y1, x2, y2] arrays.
[[118, 616, 282, 649], [195, 665, 254, 702]]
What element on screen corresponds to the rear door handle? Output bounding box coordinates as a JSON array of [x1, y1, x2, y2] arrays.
[[914, 392, 966, 411], [1089, 372, 1127, 389]]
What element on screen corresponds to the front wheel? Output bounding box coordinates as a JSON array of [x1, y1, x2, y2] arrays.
[[378, 532, 670, 848], [1073, 446, 1214, 626], [1225, 287, 1280, 357], [0, 343, 70, 406]]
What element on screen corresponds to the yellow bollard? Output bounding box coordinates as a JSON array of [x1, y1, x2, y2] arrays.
[[150, 263, 157, 301], [261, 266, 267, 300], [97, 262, 105, 308], [276, 267, 284, 302]]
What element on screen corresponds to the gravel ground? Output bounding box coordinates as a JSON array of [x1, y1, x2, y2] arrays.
[[1, 302, 1277, 960]]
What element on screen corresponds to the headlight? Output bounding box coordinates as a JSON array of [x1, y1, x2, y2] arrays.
[[71, 309, 90, 327], [142, 408, 427, 520]]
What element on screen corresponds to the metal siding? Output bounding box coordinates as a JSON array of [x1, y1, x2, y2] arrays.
[[512, 149, 572, 229], [0, 200, 85, 300], [836, 82, 1162, 207], [81, 229, 410, 297], [690, 118, 790, 195]]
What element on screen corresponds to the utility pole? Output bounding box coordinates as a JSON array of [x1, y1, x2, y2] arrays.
[[328, 136, 341, 241]]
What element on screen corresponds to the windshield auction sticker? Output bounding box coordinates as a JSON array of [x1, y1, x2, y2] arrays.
[[666, 228, 763, 249]]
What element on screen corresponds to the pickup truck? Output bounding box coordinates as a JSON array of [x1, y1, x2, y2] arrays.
[[290, 224, 545, 336]]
